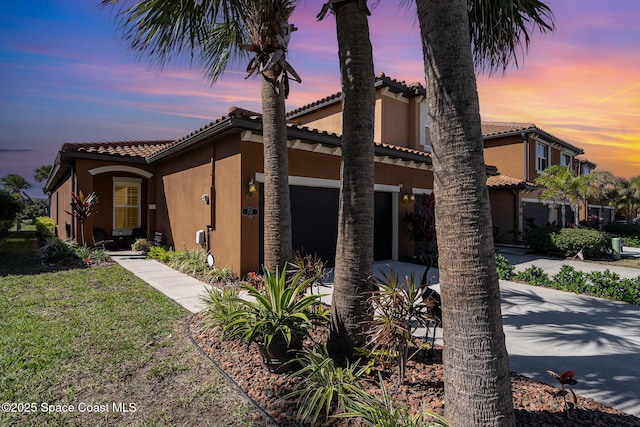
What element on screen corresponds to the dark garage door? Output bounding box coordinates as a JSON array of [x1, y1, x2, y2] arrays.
[[260, 186, 392, 267]]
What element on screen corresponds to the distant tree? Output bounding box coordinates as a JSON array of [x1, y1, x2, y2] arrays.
[[34, 165, 53, 183], [535, 165, 580, 227], [1, 174, 31, 195], [0, 190, 24, 237]]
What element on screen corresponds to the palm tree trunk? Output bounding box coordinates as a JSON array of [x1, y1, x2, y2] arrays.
[[327, 0, 376, 362], [417, 0, 515, 425], [261, 68, 293, 272]]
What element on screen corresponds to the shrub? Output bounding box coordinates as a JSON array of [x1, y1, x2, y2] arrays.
[[338, 372, 451, 427], [38, 238, 80, 265], [131, 238, 151, 253], [514, 265, 551, 287], [516, 264, 640, 305], [201, 285, 244, 339], [604, 222, 640, 238], [621, 236, 640, 248], [35, 216, 55, 237], [523, 226, 558, 255], [147, 246, 175, 262], [282, 345, 369, 425], [495, 254, 515, 280], [169, 247, 207, 274], [525, 227, 612, 259], [202, 266, 238, 284], [551, 228, 612, 259]]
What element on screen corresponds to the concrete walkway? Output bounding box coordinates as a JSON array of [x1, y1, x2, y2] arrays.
[[109, 248, 640, 417]]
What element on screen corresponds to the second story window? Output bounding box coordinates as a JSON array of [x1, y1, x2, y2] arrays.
[[536, 142, 549, 172], [561, 153, 572, 168]]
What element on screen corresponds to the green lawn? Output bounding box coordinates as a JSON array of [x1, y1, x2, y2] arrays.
[[0, 230, 269, 427]]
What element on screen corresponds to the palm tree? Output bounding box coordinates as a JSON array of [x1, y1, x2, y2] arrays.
[[535, 165, 579, 227], [1, 174, 31, 195], [609, 175, 640, 224], [415, 0, 553, 425], [101, 0, 297, 271], [34, 165, 53, 183], [319, 0, 376, 361]]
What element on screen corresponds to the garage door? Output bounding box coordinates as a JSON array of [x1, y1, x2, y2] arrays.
[[260, 186, 392, 267]]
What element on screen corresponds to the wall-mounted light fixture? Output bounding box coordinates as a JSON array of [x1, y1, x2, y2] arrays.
[[248, 179, 257, 197], [201, 194, 209, 204], [402, 192, 415, 203]]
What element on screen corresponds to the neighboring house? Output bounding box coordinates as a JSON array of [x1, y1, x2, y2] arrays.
[[481, 122, 604, 241], [45, 107, 435, 275]]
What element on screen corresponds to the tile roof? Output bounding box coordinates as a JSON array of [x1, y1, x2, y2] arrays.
[[287, 73, 426, 120], [62, 140, 173, 158], [487, 174, 536, 189], [481, 121, 584, 154], [481, 122, 536, 137]]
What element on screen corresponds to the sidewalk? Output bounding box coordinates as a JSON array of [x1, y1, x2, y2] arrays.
[[110, 249, 640, 417]]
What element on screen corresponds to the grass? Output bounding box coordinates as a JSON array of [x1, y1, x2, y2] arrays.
[[0, 230, 270, 427]]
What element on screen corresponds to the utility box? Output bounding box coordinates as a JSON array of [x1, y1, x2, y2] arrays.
[[196, 229, 206, 245], [612, 237, 622, 260]]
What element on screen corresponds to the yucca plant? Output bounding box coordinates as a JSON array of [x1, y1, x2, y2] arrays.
[[201, 285, 245, 339], [281, 345, 369, 425], [227, 268, 328, 349], [338, 373, 451, 427], [169, 247, 208, 274]]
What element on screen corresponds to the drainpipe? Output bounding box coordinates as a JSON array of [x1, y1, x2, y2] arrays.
[[521, 133, 528, 181], [207, 144, 216, 254], [512, 189, 519, 243], [71, 163, 76, 241]]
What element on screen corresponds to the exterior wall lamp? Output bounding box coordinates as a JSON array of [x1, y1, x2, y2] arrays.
[[402, 192, 415, 203], [248, 179, 257, 197]]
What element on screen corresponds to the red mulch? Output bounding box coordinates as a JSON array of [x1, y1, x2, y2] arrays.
[[189, 313, 639, 427]]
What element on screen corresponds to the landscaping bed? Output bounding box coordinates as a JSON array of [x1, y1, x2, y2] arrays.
[[190, 312, 640, 427]]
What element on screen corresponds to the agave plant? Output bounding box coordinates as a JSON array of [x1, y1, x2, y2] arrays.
[[227, 267, 328, 351]]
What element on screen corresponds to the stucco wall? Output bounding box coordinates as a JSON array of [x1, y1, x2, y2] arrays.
[[155, 145, 215, 251], [50, 176, 73, 240], [484, 136, 525, 179]]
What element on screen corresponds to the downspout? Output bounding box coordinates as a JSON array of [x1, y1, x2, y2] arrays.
[[521, 133, 529, 181], [71, 163, 76, 241], [512, 189, 519, 243], [207, 143, 215, 254]]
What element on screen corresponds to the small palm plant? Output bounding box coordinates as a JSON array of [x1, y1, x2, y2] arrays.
[[365, 269, 435, 385], [65, 191, 97, 246]]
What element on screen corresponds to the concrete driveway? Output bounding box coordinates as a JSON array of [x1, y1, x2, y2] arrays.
[[342, 252, 640, 417]]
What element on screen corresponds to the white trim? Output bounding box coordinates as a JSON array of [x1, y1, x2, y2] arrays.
[[536, 141, 549, 173], [89, 165, 152, 178], [375, 183, 401, 193], [112, 176, 142, 184], [412, 188, 433, 195]]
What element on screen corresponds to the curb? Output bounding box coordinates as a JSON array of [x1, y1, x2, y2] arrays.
[[186, 313, 280, 427]]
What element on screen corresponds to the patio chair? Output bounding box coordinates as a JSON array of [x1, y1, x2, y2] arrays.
[[93, 228, 114, 249]]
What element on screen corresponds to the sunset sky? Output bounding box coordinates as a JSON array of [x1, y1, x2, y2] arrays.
[[1, 0, 639, 197]]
